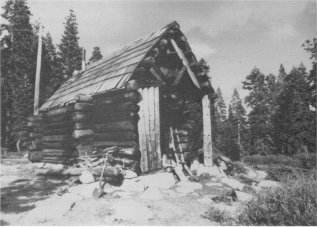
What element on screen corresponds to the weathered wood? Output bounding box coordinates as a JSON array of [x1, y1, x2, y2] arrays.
[[43, 127, 73, 136], [41, 153, 77, 158], [76, 145, 94, 156], [43, 114, 72, 123], [144, 88, 151, 171], [138, 88, 148, 172], [93, 140, 137, 148], [154, 87, 162, 169], [28, 115, 43, 122], [36, 167, 86, 176], [74, 103, 93, 111], [94, 111, 138, 123], [42, 135, 73, 142], [94, 102, 140, 114], [43, 141, 74, 149], [43, 106, 73, 118], [28, 151, 42, 162], [75, 94, 93, 103], [42, 148, 75, 153], [111, 147, 141, 160], [29, 132, 43, 138], [171, 39, 201, 89], [73, 130, 94, 139], [74, 122, 92, 130], [100, 91, 141, 105], [125, 80, 139, 91], [94, 120, 137, 132], [94, 132, 137, 141], [73, 112, 91, 122], [27, 121, 42, 127], [202, 95, 213, 166], [148, 87, 155, 169], [42, 120, 73, 129]]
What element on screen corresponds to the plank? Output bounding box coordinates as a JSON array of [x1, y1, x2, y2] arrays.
[[148, 87, 155, 170], [154, 87, 162, 169], [202, 95, 213, 166], [138, 88, 148, 172], [171, 39, 201, 89]]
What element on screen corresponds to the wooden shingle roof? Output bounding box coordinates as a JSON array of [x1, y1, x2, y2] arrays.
[[40, 22, 178, 111]]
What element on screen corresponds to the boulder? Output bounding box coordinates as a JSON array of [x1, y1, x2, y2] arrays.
[[235, 191, 253, 202], [79, 171, 95, 184], [221, 178, 245, 191], [258, 180, 280, 189]]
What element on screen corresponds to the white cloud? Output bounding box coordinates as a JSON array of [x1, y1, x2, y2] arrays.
[[190, 42, 217, 58]]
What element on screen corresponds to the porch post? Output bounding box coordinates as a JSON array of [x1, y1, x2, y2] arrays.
[[202, 95, 213, 166]]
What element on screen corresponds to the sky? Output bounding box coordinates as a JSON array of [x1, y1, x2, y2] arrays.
[[11, 0, 317, 105]]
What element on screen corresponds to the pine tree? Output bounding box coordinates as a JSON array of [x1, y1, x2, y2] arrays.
[[243, 67, 274, 154], [230, 89, 247, 152], [88, 46, 103, 64], [213, 87, 227, 150], [1, 0, 36, 149], [58, 9, 82, 79]]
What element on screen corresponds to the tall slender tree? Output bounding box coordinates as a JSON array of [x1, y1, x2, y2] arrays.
[[213, 87, 227, 150], [58, 9, 82, 79], [1, 0, 36, 149]]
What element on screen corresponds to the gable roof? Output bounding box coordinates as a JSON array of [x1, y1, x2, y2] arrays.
[[40, 22, 178, 111]]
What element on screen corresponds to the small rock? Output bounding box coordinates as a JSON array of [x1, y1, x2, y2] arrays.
[[139, 187, 163, 200], [79, 171, 95, 184], [221, 178, 245, 191], [205, 182, 223, 188], [235, 191, 253, 202], [258, 180, 280, 189]]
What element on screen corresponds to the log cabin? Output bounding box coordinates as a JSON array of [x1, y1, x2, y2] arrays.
[[27, 21, 214, 173]]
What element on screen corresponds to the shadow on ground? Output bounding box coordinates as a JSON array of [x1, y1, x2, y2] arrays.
[[1, 176, 69, 215]]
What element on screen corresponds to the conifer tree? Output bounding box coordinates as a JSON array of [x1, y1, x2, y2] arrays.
[[213, 87, 227, 150], [58, 9, 82, 79], [1, 0, 36, 148], [89, 46, 103, 64]]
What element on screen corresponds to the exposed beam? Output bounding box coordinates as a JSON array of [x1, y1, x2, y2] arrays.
[[171, 39, 201, 90]]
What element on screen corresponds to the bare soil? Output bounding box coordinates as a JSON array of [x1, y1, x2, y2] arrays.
[[0, 153, 240, 226]]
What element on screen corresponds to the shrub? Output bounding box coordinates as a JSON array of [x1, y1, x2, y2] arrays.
[[294, 152, 317, 169], [243, 154, 302, 168], [202, 207, 235, 225], [237, 172, 317, 225]]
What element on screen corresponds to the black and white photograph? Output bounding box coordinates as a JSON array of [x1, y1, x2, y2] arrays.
[[0, 0, 316, 225]]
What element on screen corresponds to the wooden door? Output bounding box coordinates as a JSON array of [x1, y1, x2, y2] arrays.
[[138, 87, 162, 172]]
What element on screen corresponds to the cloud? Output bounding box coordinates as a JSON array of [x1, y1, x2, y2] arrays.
[[190, 42, 217, 58]]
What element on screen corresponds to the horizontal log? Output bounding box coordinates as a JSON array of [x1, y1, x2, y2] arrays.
[[94, 102, 140, 114], [111, 147, 141, 160], [29, 132, 43, 138], [98, 91, 141, 105], [94, 132, 137, 142], [43, 106, 73, 118], [41, 153, 77, 158], [28, 144, 43, 151], [75, 94, 93, 103], [29, 127, 43, 133], [73, 130, 94, 139], [43, 127, 73, 136], [27, 121, 42, 127], [43, 114, 72, 123], [73, 112, 91, 122], [93, 140, 137, 148], [42, 135, 73, 142], [93, 111, 139, 123], [94, 120, 137, 132], [74, 103, 93, 111], [36, 167, 87, 176], [43, 120, 74, 129], [42, 148, 75, 153], [108, 155, 138, 166], [31, 138, 43, 145], [74, 122, 92, 130], [28, 115, 43, 122], [92, 166, 122, 178], [41, 158, 77, 164], [43, 142, 74, 150]]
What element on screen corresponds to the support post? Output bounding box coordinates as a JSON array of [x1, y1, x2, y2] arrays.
[[202, 95, 213, 166], [34, 23, 42, 115]]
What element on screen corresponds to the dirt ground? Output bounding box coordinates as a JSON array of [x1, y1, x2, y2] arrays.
[[1, 153, 243, 226]]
